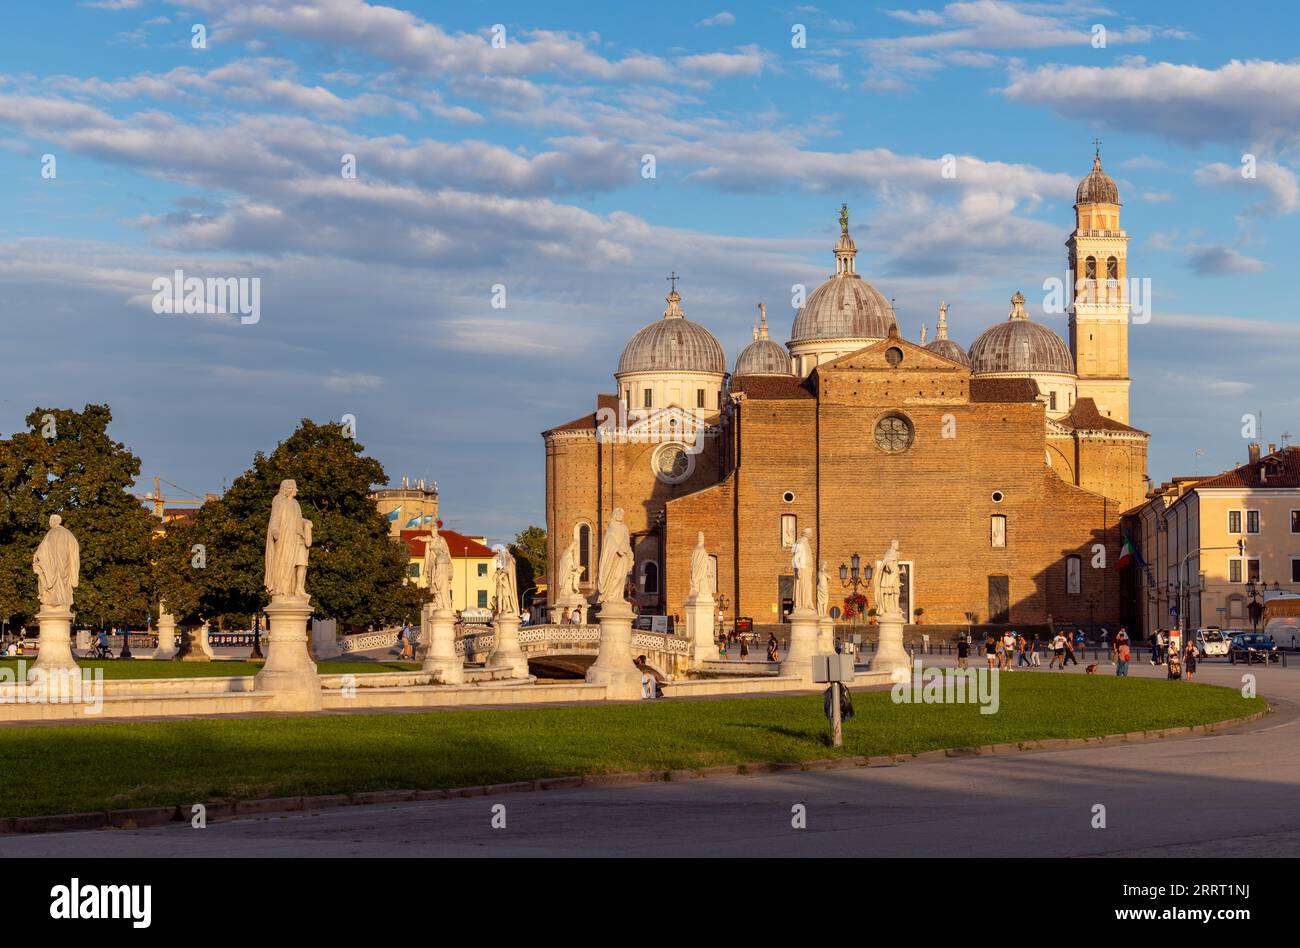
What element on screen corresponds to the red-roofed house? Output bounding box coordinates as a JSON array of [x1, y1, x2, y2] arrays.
[[399, 528, 496, 612]]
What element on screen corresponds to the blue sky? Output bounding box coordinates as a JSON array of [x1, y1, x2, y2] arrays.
[[1, 0, 1297, 544]]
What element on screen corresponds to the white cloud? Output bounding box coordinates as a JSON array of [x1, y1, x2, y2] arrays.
[[1185, 244, 1267, 276], [1004, 59, 1300, 151], [696, 12, 736, 27], [1194, 160, 1300, 214]]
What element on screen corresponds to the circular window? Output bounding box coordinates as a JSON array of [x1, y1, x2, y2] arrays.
[[991, 491, 1004, 503], [873, 413, 914, 453], [782, 491, 795, 503], [885, 346, 903, 366], [652, 443, 693, 484]]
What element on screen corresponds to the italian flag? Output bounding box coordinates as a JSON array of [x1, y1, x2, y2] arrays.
[[1117, 534, 1136, 569]]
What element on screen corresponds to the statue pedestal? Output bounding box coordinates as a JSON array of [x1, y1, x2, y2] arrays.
[[27, 608, 77, 682], [870, 609, 910, 679], [684, 594, 717, 663], [586, 601, 642, 699], [817, 616, 835, 655], [311, 618, 342, 660], [179, 622, 214, 662], [254, 599, 322, 710], [780, 607, 820, 681], [152, 608, 178, 660], [488, 614, 528, 678], [422, 607, 463, 684]]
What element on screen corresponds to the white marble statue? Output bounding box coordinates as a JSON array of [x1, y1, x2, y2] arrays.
[[689, 531, 713, 599], [493, 545, 520, 618], [423, 524, 453, 612], [32, 514, 79, 611], [264, 479, 312, 600], [817, 560, 829, 618], [792, 527, 814, 612], [557, 535, 582, 598], [876, 539, 901, 616], [596, 508, 633, 606]]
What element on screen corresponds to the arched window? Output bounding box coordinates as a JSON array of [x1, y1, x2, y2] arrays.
[[641, 561, 659, 594], [1066, 555, 1081, 595], [576, 523, 591, 582], [1106, 256, 1118, 281], [1085, 256, 1097, 281]]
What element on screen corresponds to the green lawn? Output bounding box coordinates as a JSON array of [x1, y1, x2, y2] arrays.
[[0, 658, 418, 679], [0, 675, 1263, 817]]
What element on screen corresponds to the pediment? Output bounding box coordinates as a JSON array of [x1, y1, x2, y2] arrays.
[[816, 335, 972, 375]]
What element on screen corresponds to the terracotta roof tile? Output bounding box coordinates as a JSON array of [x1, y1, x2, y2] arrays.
[[969, 377, 1039, 403], [733, 375, 815, 399], [1195, 446, 1300, 489], [400, 529, 495, 558], [1057, 397, 1146, 434]]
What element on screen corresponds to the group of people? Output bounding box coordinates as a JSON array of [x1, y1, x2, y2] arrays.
[[954, 627, 1137, 676]]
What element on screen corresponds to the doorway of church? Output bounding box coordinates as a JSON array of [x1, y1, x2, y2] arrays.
[[988, 575, 1009, 623]]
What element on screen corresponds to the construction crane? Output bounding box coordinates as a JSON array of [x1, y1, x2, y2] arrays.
[[133, 476, 216, 523]]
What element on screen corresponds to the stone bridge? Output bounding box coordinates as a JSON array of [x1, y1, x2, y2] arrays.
[[342, 623, 693, 680]]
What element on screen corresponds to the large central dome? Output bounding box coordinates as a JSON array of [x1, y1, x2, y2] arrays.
[[790, 225, 896, 343]]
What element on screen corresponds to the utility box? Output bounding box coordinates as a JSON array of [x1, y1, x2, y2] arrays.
[[811, 653, 855, 683]]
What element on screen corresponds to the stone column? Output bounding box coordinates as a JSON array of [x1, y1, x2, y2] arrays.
[[684, 593, 717, 663], [26, 608, 77, 682], [422, 606, 463, 684], [586, 601, 642, 699], [152, 607, 178, 660], [779, 606, 819, 681], [487, 614, 528, 678], [870, 609, 910, 678], [254, 598, 322, 710]]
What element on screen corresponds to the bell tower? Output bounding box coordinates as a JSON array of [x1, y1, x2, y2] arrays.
[[1067, 145, 1131, 424]]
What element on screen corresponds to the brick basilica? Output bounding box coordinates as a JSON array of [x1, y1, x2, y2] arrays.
[[543, 152, 1149, 630]]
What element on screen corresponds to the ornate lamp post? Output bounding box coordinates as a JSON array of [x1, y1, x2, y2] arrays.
[[839, 554, 873, 623], [1246, 579, 1264, 633]]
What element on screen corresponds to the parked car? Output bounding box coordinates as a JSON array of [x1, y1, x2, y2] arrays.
[[1193, 628, 1230, 658], [1228, 632, 1281, 664]]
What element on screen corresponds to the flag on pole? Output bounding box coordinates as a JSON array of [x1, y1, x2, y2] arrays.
[[1117, 532, 1138, 569], [386, 507, 402, 522]]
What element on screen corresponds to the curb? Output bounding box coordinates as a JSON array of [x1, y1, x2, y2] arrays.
[[1, 708, 1269, 835]]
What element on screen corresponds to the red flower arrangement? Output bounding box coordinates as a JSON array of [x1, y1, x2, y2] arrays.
[[842, 592, 868, 620]]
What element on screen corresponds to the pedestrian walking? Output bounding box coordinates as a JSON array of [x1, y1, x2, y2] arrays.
[[985, 634, 998, 670], [957, 635, 969, 669], [1115, 640, 1130, 676], [1062, 635, 1078, 667], [1016, 631, 1030, 667], [766, 632, 779, 663], [1001, 630, 1017, 671], [1029, 633, 1042, 667], [1049, 631, 1066, 669], [740, 635, 750, 659], [1184, 644, 1198, 681]]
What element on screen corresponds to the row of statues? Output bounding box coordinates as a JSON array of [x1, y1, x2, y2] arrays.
[[31, 478, 901, 625]]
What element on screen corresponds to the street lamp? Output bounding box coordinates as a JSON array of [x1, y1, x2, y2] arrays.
[[839, 554, 873, 625], [1246, 579, 1264, 633]]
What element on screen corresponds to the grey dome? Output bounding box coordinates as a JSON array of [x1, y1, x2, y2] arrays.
[[1076, 152, 1120, 205], [925, 338, 971, 367], [790, 215, 897, 344], [969, 292, 1075, 376], [735, 304, 792, 377], [618, 289, 726, 375]]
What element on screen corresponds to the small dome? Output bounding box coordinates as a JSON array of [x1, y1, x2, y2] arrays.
[[969, 292, 1075, 376], [735, 304, 792, 376], [1076, 150, 1120, 205], [791, 207, 896, 343], [924, 300, 970, 367], [926, 338, 970, 367], [618, 287, 726, 376]]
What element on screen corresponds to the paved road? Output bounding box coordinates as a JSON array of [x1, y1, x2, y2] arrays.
[[3, 657, 1297, 857]]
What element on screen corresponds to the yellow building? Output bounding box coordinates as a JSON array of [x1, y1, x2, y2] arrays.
[[1131, 444, 1300, 636], [372, 478, 439, 537], [400, 529, 496, 613]]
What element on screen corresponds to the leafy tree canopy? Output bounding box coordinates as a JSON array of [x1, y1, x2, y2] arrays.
[[509, 525, 546, 606]]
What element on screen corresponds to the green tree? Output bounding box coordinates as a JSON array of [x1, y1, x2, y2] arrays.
[[156, 420, 425, 628], [509, 525, 546, 607], [0, 405, 155, 629]]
